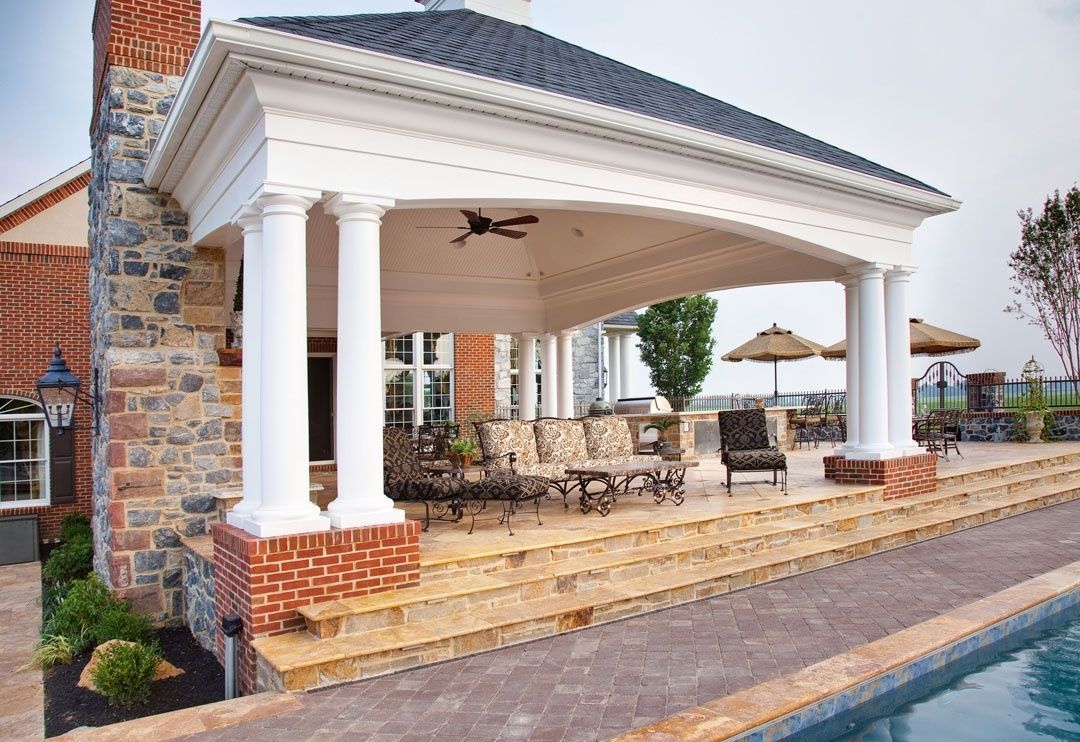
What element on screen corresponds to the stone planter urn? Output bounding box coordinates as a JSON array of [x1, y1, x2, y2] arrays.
[[231, 310, 243, 348], [1024, 411, 1045, 443]]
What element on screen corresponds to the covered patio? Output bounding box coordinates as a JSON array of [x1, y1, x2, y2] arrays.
[[145, 8, 959, 543]]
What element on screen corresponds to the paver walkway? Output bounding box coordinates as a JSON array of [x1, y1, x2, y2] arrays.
[[190, 499, 1080, 742], [0, 561, 44, 742]]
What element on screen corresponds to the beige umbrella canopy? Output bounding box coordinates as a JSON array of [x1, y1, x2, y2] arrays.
[[721, 323, 826, 398], [820, 318, 981, 359]]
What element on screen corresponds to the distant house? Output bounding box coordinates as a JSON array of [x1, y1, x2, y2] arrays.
[[0, 161, 92, 539]]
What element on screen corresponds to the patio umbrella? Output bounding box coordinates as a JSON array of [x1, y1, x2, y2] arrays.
[[721, 323, 826, 399], [820, 318, 981, 359]]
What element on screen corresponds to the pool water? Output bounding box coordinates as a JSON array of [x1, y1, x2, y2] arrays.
[[835, 614, 1080, 741]]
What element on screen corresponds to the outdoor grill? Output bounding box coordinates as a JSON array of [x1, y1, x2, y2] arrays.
[[612, 396, 673, 415]]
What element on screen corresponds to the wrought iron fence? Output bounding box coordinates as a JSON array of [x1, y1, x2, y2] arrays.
[[964, 376, 1080, 412], [681, 389, 847, 412]]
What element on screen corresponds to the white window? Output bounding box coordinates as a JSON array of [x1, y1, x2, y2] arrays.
[[383, 333, 454, 428], [0, 396, 49, 507]]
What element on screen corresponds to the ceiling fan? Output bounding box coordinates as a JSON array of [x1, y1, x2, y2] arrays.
[[417, 209, 539, 245]]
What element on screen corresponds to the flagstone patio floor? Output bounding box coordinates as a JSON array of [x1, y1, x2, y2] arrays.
[[187, 443, 1080, 742]]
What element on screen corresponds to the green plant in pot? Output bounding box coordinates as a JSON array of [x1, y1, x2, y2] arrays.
[[448, 437, 477, 469], [1014, 377, 1054, 443], [643, 416, 681, 453]]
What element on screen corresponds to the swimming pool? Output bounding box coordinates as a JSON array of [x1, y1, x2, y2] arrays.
[[799, 609, 1080, 741]]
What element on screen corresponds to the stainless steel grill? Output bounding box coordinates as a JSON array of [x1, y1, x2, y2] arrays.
[[612, 396, 673, 415]]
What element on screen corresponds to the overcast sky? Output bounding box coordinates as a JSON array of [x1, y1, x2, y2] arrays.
[[1, 0, 1077, 396]]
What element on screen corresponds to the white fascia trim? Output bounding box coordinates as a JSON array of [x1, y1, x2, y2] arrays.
[[0, 159, 91, 221], [146, 20, 960, 216]]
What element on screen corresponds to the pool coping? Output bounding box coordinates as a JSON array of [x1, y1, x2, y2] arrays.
[[613, 558, 1080, 741]]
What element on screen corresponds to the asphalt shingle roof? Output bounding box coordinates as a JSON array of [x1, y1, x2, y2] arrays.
[[604, 311, 639, 328], [238, 10, 946, 196]]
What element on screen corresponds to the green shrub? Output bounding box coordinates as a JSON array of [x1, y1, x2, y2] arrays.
[[93, 608, 157, 648], [46, 576, 124, 652], [59, 513, 92, 544], [43, 538, 94, 583], [25, 634, 75, 669], [91, 641, 160, 709], [41, 580, 72, 623]]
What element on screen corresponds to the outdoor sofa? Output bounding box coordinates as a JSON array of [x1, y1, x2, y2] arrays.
[[474, 416, 660, 507]]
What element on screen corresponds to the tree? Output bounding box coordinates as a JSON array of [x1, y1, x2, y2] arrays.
[[1005, 186, 1080, 393], [636, 295, 718, 411]]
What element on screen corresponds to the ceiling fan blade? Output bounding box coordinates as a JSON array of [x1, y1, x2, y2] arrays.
[[460, 210, 480, 222], [490, 228, 528, 239], [416, 226, 469, 229], [449, 231, 472, 244], [491, 215, 539, 228]]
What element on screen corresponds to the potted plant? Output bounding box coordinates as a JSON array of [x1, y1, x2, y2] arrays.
[[448, 438, 477, 469], [1016, 378, 1053, 443], [230, 260, 243, 348], [643, 416, 681, 453]]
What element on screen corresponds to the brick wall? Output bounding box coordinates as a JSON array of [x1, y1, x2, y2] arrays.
[[823, 453, 937, 500], [212, 521, 420, 694], [92, 0, 200, 112], [0, 242, 93, 538], [454, 333, 495, 423]]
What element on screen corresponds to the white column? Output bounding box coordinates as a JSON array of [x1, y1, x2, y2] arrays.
[[540, 333, 558, 417], [619, 331, 632, 396], [851, 263, 895, 459], [518, 333, 538, 420], [838, 276, 860, 453], [557, 331, 574, 418], [606, 333, 621, 404], [326, 194, 404, 529], [247, 190, 329, 536], [226, 207, 262, 529], [885, 266, 919, 452]]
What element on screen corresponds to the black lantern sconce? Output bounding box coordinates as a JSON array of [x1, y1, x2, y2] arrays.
[[35, 344, 99, 435]]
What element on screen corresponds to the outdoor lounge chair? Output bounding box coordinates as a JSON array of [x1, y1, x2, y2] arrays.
[[913, 408, 963, 460], [717, 409, 788, 495], [383, 427, 549, 535]]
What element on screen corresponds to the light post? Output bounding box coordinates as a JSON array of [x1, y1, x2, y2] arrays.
[[35, 344, 98, 435]]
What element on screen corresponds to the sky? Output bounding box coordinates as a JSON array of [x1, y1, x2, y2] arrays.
[[1, 0, 1077, 397]]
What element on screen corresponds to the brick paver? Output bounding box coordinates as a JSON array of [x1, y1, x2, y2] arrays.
[[190, 501, 1080, 742]]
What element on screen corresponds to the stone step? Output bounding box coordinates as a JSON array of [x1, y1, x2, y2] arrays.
[[295, 463, 1080, 640], [253, 473, 1080, 691], [420, 453, 1080, 583]]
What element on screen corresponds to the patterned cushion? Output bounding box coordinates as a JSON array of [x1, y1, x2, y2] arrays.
[[383, 427, 422, 491], [718, 409, 771, 451], [469, 474, 550, 501], [402, 476, 469, 502], [581, 416, 635, 459], [513, 462, 569, 481], [726, 449, 787, 470], [533, 419, 589, 464], [476, 419, 539, 470]]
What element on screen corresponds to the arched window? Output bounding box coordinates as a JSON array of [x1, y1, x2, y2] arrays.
[[0, 396, 50, 506]]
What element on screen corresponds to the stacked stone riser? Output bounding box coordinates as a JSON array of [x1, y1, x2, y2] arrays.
[[258, 470, 1080, 692], [296, 463, 1080, 644]]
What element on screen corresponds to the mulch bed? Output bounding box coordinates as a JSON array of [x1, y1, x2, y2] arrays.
[[44, 627, 225, 737]]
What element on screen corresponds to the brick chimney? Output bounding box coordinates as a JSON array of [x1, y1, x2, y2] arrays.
[[92, 0, 201, 111], [415, 0, 532, 26]]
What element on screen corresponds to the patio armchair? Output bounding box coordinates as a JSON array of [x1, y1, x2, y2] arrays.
[[383, 427, 549, 536], [790, 394, 827, 449], [717, 409, 788, 495], [913, 408, 963, 460]]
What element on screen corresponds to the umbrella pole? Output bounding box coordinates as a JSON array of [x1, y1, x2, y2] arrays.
[[773, 358, 778, 403]]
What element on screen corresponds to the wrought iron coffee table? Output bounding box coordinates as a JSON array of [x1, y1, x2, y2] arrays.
[[565, 460, 699, 516]]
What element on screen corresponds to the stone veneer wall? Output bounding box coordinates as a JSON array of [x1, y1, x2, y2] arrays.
[[961, 411, 1080, 442], [493, 334, 512, 413], [181, 537, 216, 653], [573, 324, 602, 404], [89, 60, 236, 620]]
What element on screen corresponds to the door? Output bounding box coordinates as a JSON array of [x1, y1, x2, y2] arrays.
[[308, 356, 334, 462]]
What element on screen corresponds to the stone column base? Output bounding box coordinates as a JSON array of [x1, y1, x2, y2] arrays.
[[212, 520, 420, 695], [823, 453, 937, 500]]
